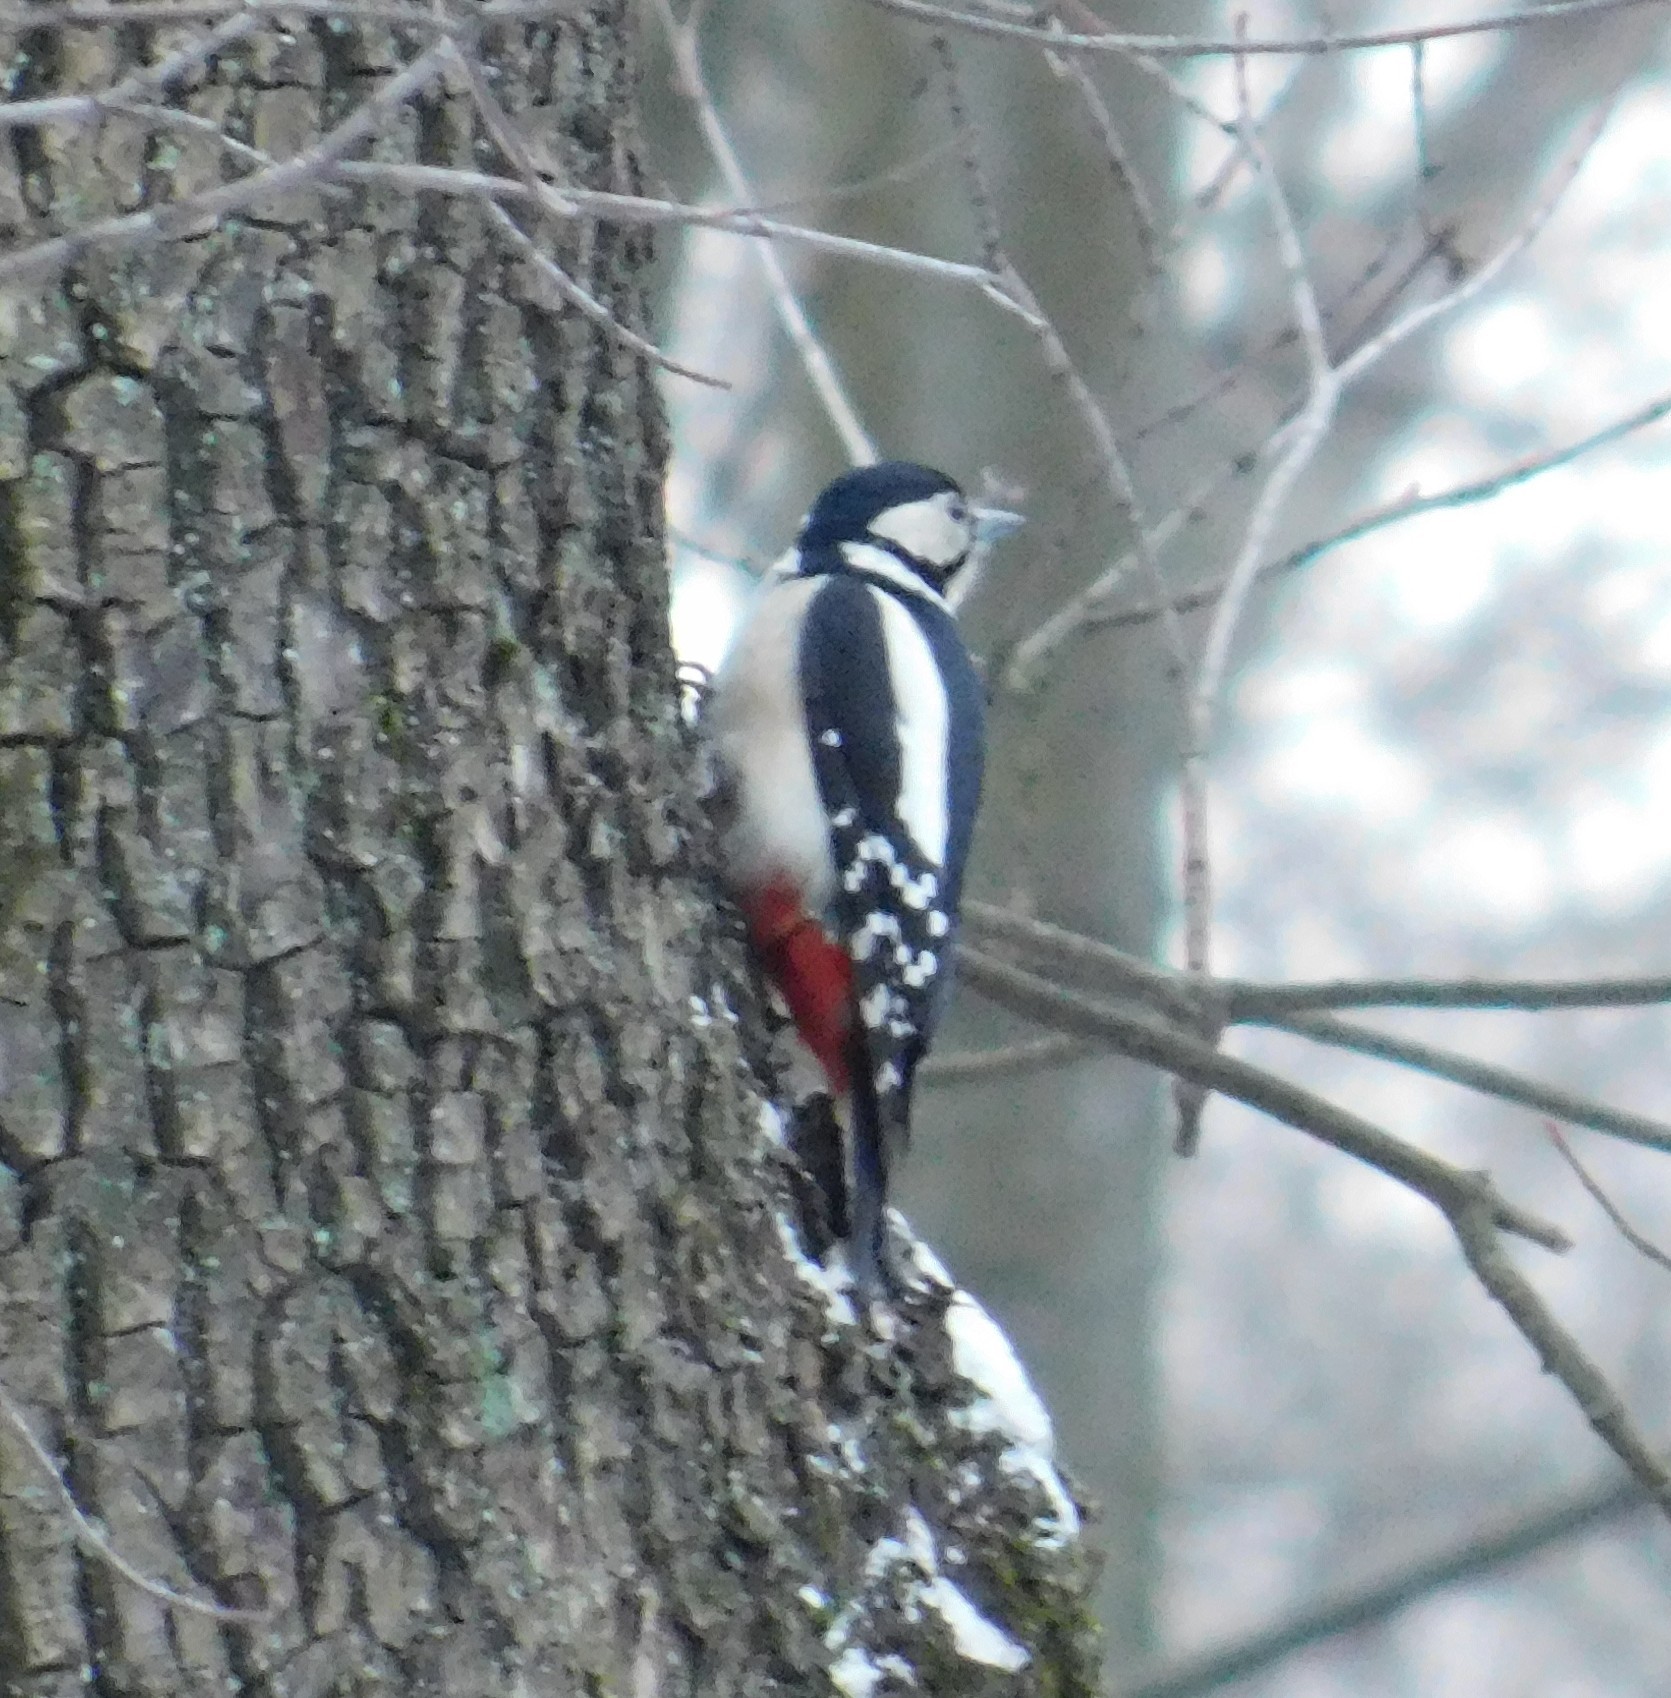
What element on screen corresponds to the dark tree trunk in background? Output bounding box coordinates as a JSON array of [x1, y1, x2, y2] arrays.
[[0, 8, 1095, 1695]]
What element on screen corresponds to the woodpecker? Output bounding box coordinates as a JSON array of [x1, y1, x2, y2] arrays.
[[708, 462, 1022, 1293]]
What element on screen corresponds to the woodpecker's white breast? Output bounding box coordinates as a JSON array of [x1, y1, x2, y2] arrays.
[[708, 576, 835, 908]]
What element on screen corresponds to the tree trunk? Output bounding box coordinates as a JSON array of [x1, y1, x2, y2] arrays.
[[0, 7, 1095, 1694]]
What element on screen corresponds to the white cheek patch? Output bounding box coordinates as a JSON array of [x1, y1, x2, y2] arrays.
[[866, 491, 970, 574]]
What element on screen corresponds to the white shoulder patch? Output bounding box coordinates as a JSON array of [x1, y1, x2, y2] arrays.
[[867, 587, 952, 867]]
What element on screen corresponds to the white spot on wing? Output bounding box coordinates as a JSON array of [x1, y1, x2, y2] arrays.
[[859, 984, 891, 1028]]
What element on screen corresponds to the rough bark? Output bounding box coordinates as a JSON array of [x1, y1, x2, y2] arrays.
[[0, 6, 1096, 1695]]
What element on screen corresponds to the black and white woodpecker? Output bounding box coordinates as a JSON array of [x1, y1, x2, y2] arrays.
[[708, 462, 1023, 1293]]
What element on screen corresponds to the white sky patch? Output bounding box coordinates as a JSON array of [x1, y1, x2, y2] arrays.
[[1258, 715, 1428, 824], [669, 555, 747, 673], [1413, 809, 1555, 925], [1359, 510, 1502, 633], [1182, 234, 1234, 326], [1636, 599, 1671, 673], [1563, 729, 1671, 908], [1564, 796, 1671, 912], [1243, 659, 1365, 722], [1315, 1151, 1451, 1253], [1447, 296, 1558, 401]]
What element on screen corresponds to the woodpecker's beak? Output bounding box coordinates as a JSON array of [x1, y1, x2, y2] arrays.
[[973, 507, 1025, 545]]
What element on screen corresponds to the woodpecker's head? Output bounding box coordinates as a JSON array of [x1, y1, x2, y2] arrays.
[[798, 461, 1022, 594]]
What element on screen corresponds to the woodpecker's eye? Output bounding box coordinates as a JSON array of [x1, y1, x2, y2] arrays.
[[948, 498, 968, 524]]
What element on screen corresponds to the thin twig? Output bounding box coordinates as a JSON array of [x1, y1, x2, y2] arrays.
[[919, 1033, 1087, 1083], [1263, 1011, 1671, 1157], [0, 41, 454, 286], [1119, 1474, 1645, 1698], [1225, 971, 1671, 1017], [445, 39, 727, 387], [0, 9, 265, 129], [1000, 226, 1459, 693], [1039, 9, 1158, 275], [854, 0, 1671, 60], [1182, 30, 1338, 991], [1084, 388, 1671, 634], [1548, 1122, 1671, 1273], [0, 1380, 268, 1623], [1332, 86, 1622, 392], [914, 39, 1194, 697], [487, 202, 727, 386], [1450, 1199, 1671, 1517], [650, 0, 877, 464], [327, 160, 998, 284]]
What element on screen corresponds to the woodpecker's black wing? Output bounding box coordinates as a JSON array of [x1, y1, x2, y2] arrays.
[[795, 569, 984, 1287]]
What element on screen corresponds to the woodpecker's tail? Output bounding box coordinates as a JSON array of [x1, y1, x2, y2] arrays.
[[842, 1026, 912, 1296]]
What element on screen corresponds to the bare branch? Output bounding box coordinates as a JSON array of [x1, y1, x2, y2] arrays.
[[968, 900, 1671, 1021], [1119, 1475, 1646, 1698], [1000, 225, 1459, 692], [329, 161, 998, 284], [959, 942, 1671, 1514], [486, 201, 728, 387], [0, 0, 576, 27], [1450, 1200, 1671, 1515], [1549, 1123, 1671, 1273], [853, 0, 1671, 60], [963, 899, 1209, 1024], [964, 902, 1671, 1156], [1226, 972, 1671, 1017], [1263, 1011, 1671, 1158], [919, 1033, 1087, 1083], [0, 10, 264, 129], [956, 942, 1571, 1253], [1332, 85, 1621, 391], [1038, 7, 1159, 275], [1182, 34, 1338, 993]]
